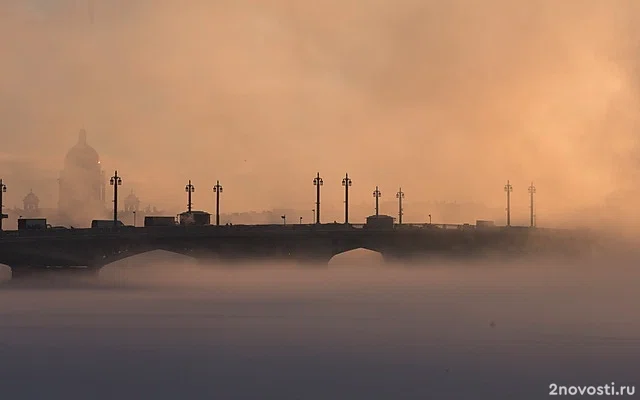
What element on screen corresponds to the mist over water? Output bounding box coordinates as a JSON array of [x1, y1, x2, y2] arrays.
[[0, 251, 638, 399]]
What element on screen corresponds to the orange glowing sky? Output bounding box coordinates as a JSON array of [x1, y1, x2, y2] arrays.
[[1, 0, 640, 227]]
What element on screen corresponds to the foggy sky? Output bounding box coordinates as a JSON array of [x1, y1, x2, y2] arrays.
[[1, 0, 640, 226]]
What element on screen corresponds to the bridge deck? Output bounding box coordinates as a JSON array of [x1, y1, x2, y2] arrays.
[[0, 223, 595, 271], [0, 223, 568, 241]]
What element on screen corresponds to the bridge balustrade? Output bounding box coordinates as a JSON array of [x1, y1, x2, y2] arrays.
[[0, 223, 555, 242]]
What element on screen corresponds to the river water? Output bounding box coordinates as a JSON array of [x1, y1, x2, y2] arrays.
[[0, 250, 638, 399]]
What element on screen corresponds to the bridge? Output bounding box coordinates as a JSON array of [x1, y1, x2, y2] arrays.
[[0, 222, 594, 279]]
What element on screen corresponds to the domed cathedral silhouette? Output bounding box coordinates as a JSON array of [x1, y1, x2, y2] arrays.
[[57, 129, 107, 227], [22, 190, 40, 218]]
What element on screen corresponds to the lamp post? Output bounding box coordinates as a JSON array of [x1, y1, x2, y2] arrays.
[[109, 171, 122, 227], [0, 179, 6, 233], [396, 187, 404, 225], [373, 186, 381, 216], [313, 172, 323, 224], [528, 182, 536, 227], [504, 180, 513, 226], [341, 173, 352, 224], [213, 180, 223, 226], [185, 180, 195, 213]]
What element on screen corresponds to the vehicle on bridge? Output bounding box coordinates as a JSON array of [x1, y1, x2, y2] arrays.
[[179, 211, 211, 226], [91, 219, 126, 229], [17, 218, 47, 230], [365, 215, 395, 229], [144, 216, 177, 227], [16, 218, 69, 233], [476, 220, 496, 228]]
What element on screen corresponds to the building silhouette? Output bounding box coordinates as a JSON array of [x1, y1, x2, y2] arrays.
[[118, 190, 142, 226], [22, 190, 40, 217], [124, 190, 140, 212], [57, 129, 107, 226], [1, 129, 173, 229]]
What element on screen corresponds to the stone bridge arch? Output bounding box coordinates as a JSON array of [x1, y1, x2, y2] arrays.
[[96, 247, 220, 269], [99, 249, 192, 267], [329, 248, 385, 266], [98, 249, 209, 280]]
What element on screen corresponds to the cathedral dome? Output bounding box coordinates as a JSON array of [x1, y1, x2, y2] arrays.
[[124, 189, 140, 211], [64, 129, 100, 170], [23, 190, 39, 204], [23, 189, 40, 212], [125, 190, 139, 203]]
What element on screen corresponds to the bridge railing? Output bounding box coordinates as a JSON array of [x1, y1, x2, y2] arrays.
[[0, 222, 555, 240], [395, 223, 471, 229]]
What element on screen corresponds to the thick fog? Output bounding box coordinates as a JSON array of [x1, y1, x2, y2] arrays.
[[1, 251, 639, 399], [1, 0, 640, 228]]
